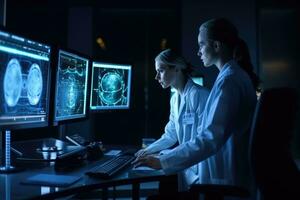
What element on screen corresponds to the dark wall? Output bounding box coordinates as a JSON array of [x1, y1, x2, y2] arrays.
[[6, 0, 68, 47], [0, 0, 5, 26], [258, 0, 300, 158]]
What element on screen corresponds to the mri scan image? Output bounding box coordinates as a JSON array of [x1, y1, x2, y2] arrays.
[[90, 64, 131, 110], [0, 58, 48, 116], [27, 63, 43, 106], [99, 71, 126, 105], [4, 58, 22, 107], [0, 30, 51, 126]]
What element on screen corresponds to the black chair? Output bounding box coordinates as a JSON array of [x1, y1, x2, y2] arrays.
[[249, 87, 300, 199]]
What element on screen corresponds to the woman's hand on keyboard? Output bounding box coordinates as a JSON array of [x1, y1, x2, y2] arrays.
[[132, 154, 162, 170], [134, 149, 148, 157]]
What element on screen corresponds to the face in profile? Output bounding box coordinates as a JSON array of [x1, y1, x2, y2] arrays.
[[155, 61, 176, 89], [197, 30, 217, 67]]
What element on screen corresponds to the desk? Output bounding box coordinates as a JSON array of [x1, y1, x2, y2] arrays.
[[0, 143, 174, 200]]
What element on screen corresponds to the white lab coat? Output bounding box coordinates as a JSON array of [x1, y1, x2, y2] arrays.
[[160, 60, 257, 192], [144, 78, 209, 188]]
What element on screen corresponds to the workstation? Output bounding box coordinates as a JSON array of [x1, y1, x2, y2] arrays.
[[2, 138, 169, 199], [1, 0, 300, 199]]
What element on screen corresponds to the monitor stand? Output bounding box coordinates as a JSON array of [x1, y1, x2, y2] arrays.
[[0, 130, 21, 173]]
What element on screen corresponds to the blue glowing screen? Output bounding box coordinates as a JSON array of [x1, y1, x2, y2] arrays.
[[90, 62, 131, 110], [0, 30, 51, 127], [54, 50, 89, 121], [170, 76, 204, 97]]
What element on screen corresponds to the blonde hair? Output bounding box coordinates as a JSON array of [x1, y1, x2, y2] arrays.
[[155, 49, 193, 75]]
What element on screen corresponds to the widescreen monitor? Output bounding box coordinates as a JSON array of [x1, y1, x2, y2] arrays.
[[90, 62, 132, 110], [53, 49, 89, 123], [0, 29, 51, 130]]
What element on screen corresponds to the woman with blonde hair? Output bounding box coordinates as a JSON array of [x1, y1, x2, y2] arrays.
[[135, 48, 209, 190]]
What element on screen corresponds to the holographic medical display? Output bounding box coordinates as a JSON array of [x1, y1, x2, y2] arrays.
[[54, 50, 89, 121], [0, 30, 51, 127], [90, 62, 132, 110]]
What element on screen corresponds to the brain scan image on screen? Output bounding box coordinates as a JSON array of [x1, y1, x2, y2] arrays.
[[90, 63, 131, 110], [0, 58, 49, 119], [27, 63, 43, 105], [54, 51, 89, 121], [4, 58, 22, 107], [99, 71, 126, 105]]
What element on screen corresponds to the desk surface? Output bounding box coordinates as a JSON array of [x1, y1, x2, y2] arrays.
[[0, 142, 167, 200]]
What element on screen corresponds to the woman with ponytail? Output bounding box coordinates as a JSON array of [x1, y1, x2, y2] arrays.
[[134, 18, 258, 198]]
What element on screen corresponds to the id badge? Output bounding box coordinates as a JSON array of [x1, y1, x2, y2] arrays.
[[183, 113, 195, 125]]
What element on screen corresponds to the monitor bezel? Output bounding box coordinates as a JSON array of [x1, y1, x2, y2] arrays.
[[51, 47, 91, 126], [89, 61, 132, 112], [0, 27, 52, 131]]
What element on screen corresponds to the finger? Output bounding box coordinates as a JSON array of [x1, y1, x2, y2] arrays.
[[135, 151, 143, 157], [131, 156, 146, 165], [133, 160, 143, 168], [137, 150, 148, 157], [135, 154, 147, 161], [133, 161, 148, 168], [131, 158, 139, 165], [134, 150, 143, 157]]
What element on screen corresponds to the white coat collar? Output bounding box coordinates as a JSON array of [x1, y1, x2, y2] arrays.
[[177, 78, 193, 117], [181, 78, 193, 97], [216, 59, 237, 82]]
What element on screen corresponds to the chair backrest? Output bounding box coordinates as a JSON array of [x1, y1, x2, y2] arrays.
[[249, 87, 300, 199]]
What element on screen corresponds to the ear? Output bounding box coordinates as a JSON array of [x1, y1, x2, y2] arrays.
[[213, 41, 221, 52]]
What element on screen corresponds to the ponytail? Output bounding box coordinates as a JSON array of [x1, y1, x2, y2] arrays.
[[233, 38, 260, 91]]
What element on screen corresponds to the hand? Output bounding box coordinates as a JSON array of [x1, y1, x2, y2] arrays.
[[134, 149, 148, 157], [132, 155, 162, 170]]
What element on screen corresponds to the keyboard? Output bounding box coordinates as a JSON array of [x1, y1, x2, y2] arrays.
[[86, 154, 135, 179]]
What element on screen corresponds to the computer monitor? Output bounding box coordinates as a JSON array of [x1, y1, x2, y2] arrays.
[[0, 29, 51, 130], [90, 62, 132, 110], [53, 49, 90, 124], [0, 28, 51, 172], [191, 76, 204, 87], [170, 76, 204, 97]]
